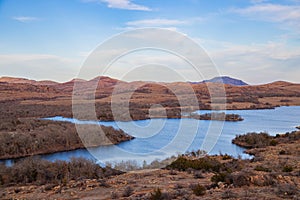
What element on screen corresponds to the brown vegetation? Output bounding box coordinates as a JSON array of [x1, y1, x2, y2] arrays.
[[1, 76, 300, 122], [0, 118, 133, 159], [2, 76, 298, 159], [0, 76, 300, 199], [2, 128, 299, 199], [189, 112, 243, 121], [0, 157, 122, 186], [232, 131, 300, 149], [232, 132, 278, 148]]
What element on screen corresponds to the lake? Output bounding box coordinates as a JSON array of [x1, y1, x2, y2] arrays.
[[3, 106, 300, 166]]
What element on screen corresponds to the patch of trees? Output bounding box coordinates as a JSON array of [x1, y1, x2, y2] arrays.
[[232, 96, 259, 104], [0, 157, 122, 186], [166, 155, 254, 188], [232, 132, 278, 149], [0, 101, 73, 120], [190, 112, 243, 121], [232, 131, 300, 149], [166, 156, 224, 172]]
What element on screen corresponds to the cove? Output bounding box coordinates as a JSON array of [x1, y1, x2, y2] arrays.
[[3, 106, 300, 166]]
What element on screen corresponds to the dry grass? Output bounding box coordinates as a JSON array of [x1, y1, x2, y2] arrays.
[[2, 130, 299, 199], [0, 78, 300, 199]]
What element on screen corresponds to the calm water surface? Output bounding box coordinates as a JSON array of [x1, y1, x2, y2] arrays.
[[3, 106, 300, 166]]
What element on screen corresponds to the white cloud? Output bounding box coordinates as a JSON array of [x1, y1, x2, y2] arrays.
[[76, 29, 217, 82], [198, 38, 300, 84], [12, 16, 40, 23], [232, 4, 300, 22], [83, 0, 151, 11], [121, 17, 204, 31], [230, 3, 300, 33], [126, 19, 188, 27], [250, 0, 269, 4], [103, 51, 207, 82], [0, 54, 80, 82]]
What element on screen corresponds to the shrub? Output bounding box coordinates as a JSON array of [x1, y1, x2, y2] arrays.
[[44, 184, 56, 191], [221, 190, 238, 199], [230, 173, 250, 187], [282, 165, 293, 172], [262, 174, 276, 186], [150, 188, 163, 200], [270, 139, 278, 146], [223, 159, 244, 173], [167, 156, 222, 172], [276, 184, 298, 197], [169, 170, 177, 175], [279, 150, 286, 155], [111, 191, 118, 199], [211, 173, 228, 183], [194, 171, 204, 179], [232, 132, 274, 148], [222, 154, 233, 160], [254, 165, 272, 172], [122, 186, 134, 197], [191, 184, 206, 196], [0, 157, 122, 186]]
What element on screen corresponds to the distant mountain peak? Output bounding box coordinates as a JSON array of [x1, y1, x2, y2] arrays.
[[202, 76, 248, 86]]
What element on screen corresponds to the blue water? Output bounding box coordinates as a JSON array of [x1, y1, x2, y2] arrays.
[[3, 106, 299, 166]]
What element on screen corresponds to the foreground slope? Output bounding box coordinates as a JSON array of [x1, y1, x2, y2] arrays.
[[1, 129, 299, 199]]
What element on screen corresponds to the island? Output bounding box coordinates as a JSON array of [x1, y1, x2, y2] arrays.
[[188, 112, 243, 121]]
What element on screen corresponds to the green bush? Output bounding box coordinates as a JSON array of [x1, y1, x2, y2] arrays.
[[167, 156, 222, 172]]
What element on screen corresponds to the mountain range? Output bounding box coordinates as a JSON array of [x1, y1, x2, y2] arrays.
[[0, 76, 249, 86]]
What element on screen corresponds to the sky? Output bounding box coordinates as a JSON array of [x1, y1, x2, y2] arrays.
[[0, 0, 300, 84]]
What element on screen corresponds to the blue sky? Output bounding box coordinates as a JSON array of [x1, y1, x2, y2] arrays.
[[0, 0, 299, 84]]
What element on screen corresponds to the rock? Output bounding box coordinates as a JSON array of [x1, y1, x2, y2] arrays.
[[53, 185, 62, 193], [218, 182, 225, 189]]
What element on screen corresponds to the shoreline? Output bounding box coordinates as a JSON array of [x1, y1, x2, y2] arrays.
[[1, 129, 299, 199], [0, 138, 135, 161], [0, 105, 298, 161]]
